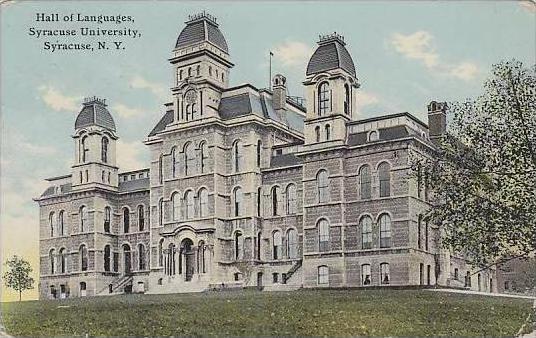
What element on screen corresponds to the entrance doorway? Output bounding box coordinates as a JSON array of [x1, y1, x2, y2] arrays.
[[181, 239, 195, 282], [123, 244, 131, 274]]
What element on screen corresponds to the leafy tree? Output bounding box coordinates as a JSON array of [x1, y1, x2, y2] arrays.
[[417, 60, 535, 268], [3, 255, 34, 301]]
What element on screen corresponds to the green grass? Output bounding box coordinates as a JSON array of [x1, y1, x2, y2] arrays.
[[1, 289, 533, 337]]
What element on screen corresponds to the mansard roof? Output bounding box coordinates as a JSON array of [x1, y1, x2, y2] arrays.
[[75, 97, 116, 131], [306, 34, 356, 76], [118, 177, 150, 193], [175, 13, 229, 53]]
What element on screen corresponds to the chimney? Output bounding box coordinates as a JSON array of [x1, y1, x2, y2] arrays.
[[272, 74, 287, 112], [427, 100, 447, 145]]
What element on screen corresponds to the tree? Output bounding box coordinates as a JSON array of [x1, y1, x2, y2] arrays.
[[417, 60, 535, 268], [3, 255, 35, 301]]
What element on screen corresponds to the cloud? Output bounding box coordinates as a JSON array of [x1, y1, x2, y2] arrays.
[[129, 76, 168, 100], [38, 85, 81, 112], [116, 139, 146, 172], [389, 31, 479, 81], [520, 1, 536, 13], [355, 91, 380, 115], [271, 41, 314, 68], [112, 103, 144, 119]]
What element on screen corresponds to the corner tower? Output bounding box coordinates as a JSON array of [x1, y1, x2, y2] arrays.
[[72, 97, 119, 190], [303, 33, 360, 146], [169, 12, 234, 124]]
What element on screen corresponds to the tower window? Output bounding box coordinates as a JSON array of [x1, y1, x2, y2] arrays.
[[318, 82, 330, 116], [315, 126, 321, 143], [196, 65, 200, 76], [101, 137, 109, 163], [81, 136, 89, 163], [325, 124, 331, 141], [344, 83, 351, 115]]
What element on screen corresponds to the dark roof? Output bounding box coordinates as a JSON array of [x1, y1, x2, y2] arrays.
[[40, 183, 72, 197], [148, 110, 174, 137], [219, 93, 252, 119], [348, 112, 428, 129], [75, 101, 116, 131], [269, 153, 303, 169], [175, 18, 229, 53], [348, 126, 411, 146], [119, 178, 150, 193], [306, 39, 356, 76]]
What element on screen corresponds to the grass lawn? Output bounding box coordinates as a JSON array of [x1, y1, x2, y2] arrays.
[[1, 289, 533, 336]]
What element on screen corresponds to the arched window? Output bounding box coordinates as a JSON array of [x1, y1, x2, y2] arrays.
[[317, 170, 329, 203], [199, 188, 209, 217], [158, 154, 163, 184], [318, 265, 329, 285], [315, 126, 321, 142], [325, 124, 331, 141], [378, 162, 391, 197], [199, 142, 207, 173], [287, 229, 298, 259], [361, 216, 373, 249], [425, 218, 429, 251], [58, 211, 64, 236], [196, 65, 200, 76], [209, 66, 213, 76], [138, 205, 145, 231], [197, 241, 206, 273], [80, 281, 87, 296], [234, 231, 243, 260], [344, 83, 350, 115], [271, 186, 281, 216], [362, 264, 371, 285], [138, 243, 146, 270], [379, 214, 392, 248], [417, 214, 423, 249], [257, 187, 262, 217], [104, 207, 111, 233], [79, 206, 87, 232], [49, 212, 56, 237], [232, 140, 242, 172], [158, 239, 164, 267], [59, 248, 66, 273], [184, 142, 196, 176], [49, 249, 55, 274], [188, 67, 192, 77], [256, 140, 262, 167], [318, 219, 330, 252], [359, 165, 371, 199], [221, 73, 225, 81], [171, 147, 178, 178], [318, 82, 330, 116], [380, 263, 390, 284], [286, 184, 297, 215], [123, 207, 130, 233], [172, 192, 180, 221], [101, 137, 109, 163], [233, 187, 243, 217], [185, 190, 194, 219], [166, 243, 175, 275], [272, 231, 282, 259], [368, 130, 379, 142], [179, 69, 183, 81], [81, 136, 89, 163], [104, 245, 111, 272], [256, 231, 262, 260], [80, 245, 88, 271]]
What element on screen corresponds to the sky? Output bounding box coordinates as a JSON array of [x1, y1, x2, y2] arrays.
[[1, 0, 535, 301]]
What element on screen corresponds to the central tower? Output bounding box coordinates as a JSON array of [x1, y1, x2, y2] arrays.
[[169, 11, 234, 124]]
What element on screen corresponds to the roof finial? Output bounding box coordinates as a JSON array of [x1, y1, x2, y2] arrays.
[[318, 32, 346, 45]]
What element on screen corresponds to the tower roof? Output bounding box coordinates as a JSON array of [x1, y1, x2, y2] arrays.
[[75, 97, 116, 131], [306, 33, 356, 76], [175, 12, 229, 53]]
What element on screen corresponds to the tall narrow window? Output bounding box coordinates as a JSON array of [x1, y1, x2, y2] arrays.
[[317, 170, 329, 203], [79, 206, 87, 232], [184, 143, 196, 176], [138, 205, 145, 231], [199, 142, 207, 173], [344, 83, 351, 115], [286, 184, 297, 215], [138, 244, 145, 270], [198, 241, 206, 273], [80, 245, 88, 271], [256, 231, 262, 260], [49, 212, 56, 237], [49, 249, 55, 274], [318, 219, 329, 252], [361, 216, 373, 249], [379, 214, 392, 248], [425, 219, 429, 251], [318, 82, 330, 116], [171, 147, 178, 178], [325, 124, 331, 141], [185, 191, 194, 219], [272, 231, 282, 260], [158, 198, 164, 226], [233, 187, 243, 217], [172, 192, 180, 221], [271, 186, 281, 216], [287, 229, 298, 259], [256, 140, 262, 167], [378, 162, 391, 197], [315, 126, 321, 142], [81, 136, 89, 163], [123, 207, 130, 233], [257, 187, 262, 217], [235, 232, 243, 260], [104, 245, 111, 272], [101, 137, 109, 163], [417, 214, 422, 249], [232, 140, 242, 172], [362, 264, 371, 285], [196, 65, 200, 76], [188, 67, 192, 77], [59, 248, 66, 273], [359, 165, 371, 199], [417, 163, 422, 198], [318, 265, 329, 285], [58, 211, 64, 236], [380, 263, 390, 284], [158, 239, 164, 267], [199, 188, 208, 217], [158, 154, 163, 184], [104, 207, 111, 233]]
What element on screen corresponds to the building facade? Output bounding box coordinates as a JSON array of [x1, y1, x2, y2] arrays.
[[35, 12, 496, 299]]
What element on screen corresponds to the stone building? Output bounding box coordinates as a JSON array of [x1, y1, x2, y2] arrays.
[[35, 12, 496, 299]]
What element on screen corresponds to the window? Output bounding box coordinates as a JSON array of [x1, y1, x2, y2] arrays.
[[425, 219, 429, 251], [138, 244, 145, 270], [427, 265, 431, 285], [380, 263, 390, 285], [179, 69, 183, 81], [315, 126, 321, 142], [199, 188, 209, 217], [368, 131, 378, 141], [378, 162, 391, 197], [504, 281, 510, 290], [81, 136, 89, 163], [271, 186, 281, 216], [257, 187, 262, 217], [101, 137, 109, 163], [185, 190, 195, 219], [256, 231, 262, 260], [138, 205, 145, 231], [104, 245, 111, 272], [188, 67, 192, 77], [80, 282, 87, 297], [325, 124, 331, 141], [49, 249, 55, 274], [361, 216, 373, 249], [417, 214, 422, 249], [344, 83, 351, 115], [198, 241, 206, 273], [158, 154, 163, 184], [417, 163, 422, 198], [287, 229, 298, 259], [80, 245, 88, 271], [317, 170, 329, 203], [123, 207, 130, 233], [362, 264, 371, 285], [158, 239, 164, 267], [209, 66, 212, 76], [49, 212, 56, 237], [478, 273, 481, 291], [256, 140, 262, 167], [172, 192, 180, 221], [286, 184, 297, 215], [79, 206, 87, 232], [454, 268, 459, 280], [318, 219, 329, 252], [85, 170, 89, 182], [233, 187, 243, 217], [171, 147, 178, 178], [379, 214, 392, 248], [272, 231, 282, 259], [359, 165, 371, 199], [196, 65, 200, 76], [318, 82, 330, 116], [104, 207, 111, 233], [158, 198, 164, 226], [318, 266, 329, 285], [420, 263, 424, 285], [234, 231, 243, 260], [199, 142, 207, 173], [166, 243, 176, 275], [57, 211, 64, 236], [232, 140, 242, 172], [465, 271, 471, 287], [273, 273, 279, 284], [59, 248, 66, 273], [184, 142, 196, 176]]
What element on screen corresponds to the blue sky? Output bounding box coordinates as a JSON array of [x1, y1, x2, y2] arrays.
[[1, 0, 535, 301]]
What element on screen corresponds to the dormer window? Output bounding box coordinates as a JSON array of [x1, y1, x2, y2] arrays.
[[318, 82, 330, 116], [368, 130, 379, 142]]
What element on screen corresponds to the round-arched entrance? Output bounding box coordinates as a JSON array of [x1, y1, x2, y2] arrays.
[[180, 238, 195, 282]]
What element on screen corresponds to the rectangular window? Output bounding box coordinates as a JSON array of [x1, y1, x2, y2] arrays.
[[427, 265, 431, 285], [318, 266, 329, 285], [419, 263, 424, 285], [380, 263, 390, 285], [361, 264, 371, 285], [272, 273, 279, 284], [113, 252, 119, 272]]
